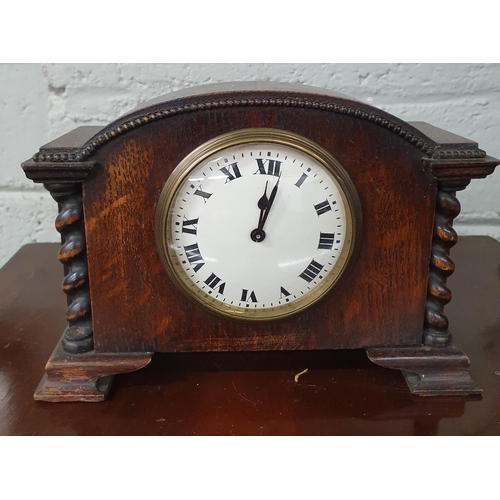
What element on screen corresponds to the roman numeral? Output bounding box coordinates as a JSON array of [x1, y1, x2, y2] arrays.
[[194, 187, 212, 202], [314, 199, 331, 216], [183, 243, 205, 272], [295, 172, 308, 188], [299, 259, 324, 283], [279, 286, 291, 299], [204, 272, 226, 294], [255, 159, 281, 176], [182, 217, 199, 235], [241, 289, 258, 302], [220, 163, 242, 182], [318, 232, 335, 250]]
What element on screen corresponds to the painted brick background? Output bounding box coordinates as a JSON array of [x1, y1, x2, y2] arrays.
[[1, 63, 499, 267]]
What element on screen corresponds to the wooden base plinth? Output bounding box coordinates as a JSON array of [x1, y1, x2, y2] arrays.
[[366, 346, 482, 396], [34, 336, 153, 402]]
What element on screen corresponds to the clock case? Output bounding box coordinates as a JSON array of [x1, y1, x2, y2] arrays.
[[22, 82, 499, 402]]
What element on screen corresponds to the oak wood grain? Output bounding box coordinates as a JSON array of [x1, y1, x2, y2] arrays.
[[83, 103, 435, 353]]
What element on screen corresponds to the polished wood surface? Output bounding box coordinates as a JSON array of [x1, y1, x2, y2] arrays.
[[0, 236, 499, 435], [84, 95, 435, 353]]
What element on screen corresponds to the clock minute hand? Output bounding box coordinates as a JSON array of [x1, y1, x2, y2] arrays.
[[259, 174, 281, 230]]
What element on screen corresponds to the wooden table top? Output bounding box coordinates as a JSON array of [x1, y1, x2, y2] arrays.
[[1, 236, 499, 435]]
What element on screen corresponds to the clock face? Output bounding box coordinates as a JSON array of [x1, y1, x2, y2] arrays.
[[155, 129, 360, 321]]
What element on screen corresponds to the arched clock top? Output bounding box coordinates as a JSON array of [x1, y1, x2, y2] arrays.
[[26, 82, 486, 164]]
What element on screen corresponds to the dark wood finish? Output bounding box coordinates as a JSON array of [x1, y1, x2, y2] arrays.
[[44, 182, 94, 353], [423, 186, 462, 347], [34, 338, 152, 402], [21, 127, 99, 182], [366, 346, 481, 395], [0, 237, 499, 434], [20, 83, 499, 400], [57, 85, 439, 353]]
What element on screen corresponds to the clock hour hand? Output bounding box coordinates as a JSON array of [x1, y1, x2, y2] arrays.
[[251, 181, 269, 243], [257, 181, 269, 228]]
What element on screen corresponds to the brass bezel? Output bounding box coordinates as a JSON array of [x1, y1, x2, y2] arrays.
[[155, 128, 362, 322]]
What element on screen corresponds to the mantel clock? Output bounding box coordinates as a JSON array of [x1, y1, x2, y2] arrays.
[[21, 82, 499, 401]]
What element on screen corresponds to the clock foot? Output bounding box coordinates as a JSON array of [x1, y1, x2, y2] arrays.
[[366, 346, 482, 396], [34, 336, 153, 402]]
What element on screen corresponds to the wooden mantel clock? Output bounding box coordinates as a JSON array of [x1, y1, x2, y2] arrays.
[[21, 82, 499, 402]]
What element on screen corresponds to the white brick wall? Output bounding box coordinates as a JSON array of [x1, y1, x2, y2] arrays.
[[1, 63, 499, 267]]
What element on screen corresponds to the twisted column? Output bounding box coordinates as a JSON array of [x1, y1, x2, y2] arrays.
[[44, 183, 93, 354], [423, 186, 461, 347]]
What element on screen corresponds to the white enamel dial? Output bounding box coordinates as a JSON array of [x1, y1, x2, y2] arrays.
[[155, 129, 358, 321]]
